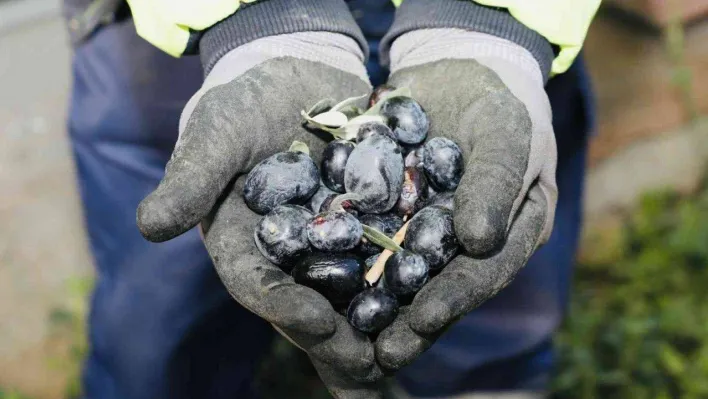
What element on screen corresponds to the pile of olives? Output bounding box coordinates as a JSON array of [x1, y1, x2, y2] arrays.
[[246, 86, 464, 335]]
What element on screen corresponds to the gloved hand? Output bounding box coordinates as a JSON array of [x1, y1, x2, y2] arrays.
[[374, 29, 558, 371], [136, 32, 384, 398]]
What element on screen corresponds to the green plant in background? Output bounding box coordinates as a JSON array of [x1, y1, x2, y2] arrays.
[[664, 0, 698, 120], [0, 388, 34, 399], [553, 183, 708, 398], [47, 277, 93, 399], [0, 276, 94, 399]]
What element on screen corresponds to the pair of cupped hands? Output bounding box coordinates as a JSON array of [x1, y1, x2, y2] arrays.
[[136, 31, 557, 398]]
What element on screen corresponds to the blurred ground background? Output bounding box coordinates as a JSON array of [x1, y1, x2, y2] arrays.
[[1, 0, 708, 398]]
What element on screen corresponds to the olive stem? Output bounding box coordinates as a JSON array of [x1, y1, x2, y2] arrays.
[[365, 221, 409, 285], [364, 87, 412, 115], [330, 193, 362, 212]]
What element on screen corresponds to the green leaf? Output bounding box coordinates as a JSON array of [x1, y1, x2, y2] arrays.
[[338, 114, 386, 141], [309, 111, 348, 127], [660, 343, 685, 375], [305, 98, 335, 116], [288, 141, 310, 156], [331, 94, 368, 112], [597, 370, 628, 385], [340, 106, 365, 119], [301, 111, 385, 141], [300, 110, 347, 139], [362, 224, 402, 252]]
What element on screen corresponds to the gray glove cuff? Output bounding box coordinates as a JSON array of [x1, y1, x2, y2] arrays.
[[380, 0, 553, 82], [390, 29, 543, 86], [199, 0, 368, 75]]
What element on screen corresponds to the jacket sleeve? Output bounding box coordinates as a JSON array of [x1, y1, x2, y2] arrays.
[[125, 0, 254, 57], [386, 0, 600, 77], [473, 0, 600, 74], [125, 0, 367, 67]]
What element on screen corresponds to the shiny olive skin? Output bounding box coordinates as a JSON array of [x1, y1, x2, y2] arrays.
[[422, 137, 464, 192], [292, 253, 366, 306], [380, 96, 429, 145], [321, 139, 355, 193], [356, 121, 396, 143], [368, 84, 397, 108], [243, 151, 319, 214], [384, 250, 429, 299], [344, 133, 404, 214], [405, 206, 459, 270], [307, 211, 363, 252], [396, 166, 428, 219], [319, 194, 358, 217], [254, 205, 313, 271], [308, 182, 336, 213], [426, 191, 455, 211], [358, 213, 404, 256], [346, 287, 399, 334]]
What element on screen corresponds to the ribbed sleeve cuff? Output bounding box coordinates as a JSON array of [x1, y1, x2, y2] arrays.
[[380, 0, 554, 81], [199, 0, 368, 75]]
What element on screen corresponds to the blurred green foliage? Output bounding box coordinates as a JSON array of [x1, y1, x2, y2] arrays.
[[46, 277, 93, 399], [664, 0, 698, 120], [0, 389, 33, 399], [552, 186, 708, 398]]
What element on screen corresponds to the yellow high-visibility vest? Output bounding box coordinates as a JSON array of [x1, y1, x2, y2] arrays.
[[127, 0, 600, 75]]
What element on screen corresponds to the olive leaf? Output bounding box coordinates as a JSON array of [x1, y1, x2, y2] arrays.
[[309, 110, 348, 127], [302, 111, 385, 141], [339, 105, 364, 120], [331, 94, 368, 113], [300, 111, 347, 139], [338, 114, 386, 141], [301, 89, 408, 141], [362, 224, 403, 253], [288, 140, 310, 156], [305, 98, 336, 116]]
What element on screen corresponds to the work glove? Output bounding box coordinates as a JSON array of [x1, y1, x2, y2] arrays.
[[374, 29, 558, 372], [136, 32, 384, 398]]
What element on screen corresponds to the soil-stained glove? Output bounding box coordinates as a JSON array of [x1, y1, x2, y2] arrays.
[[136, 32, 384, 398], [374, 29, 558, 371]]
